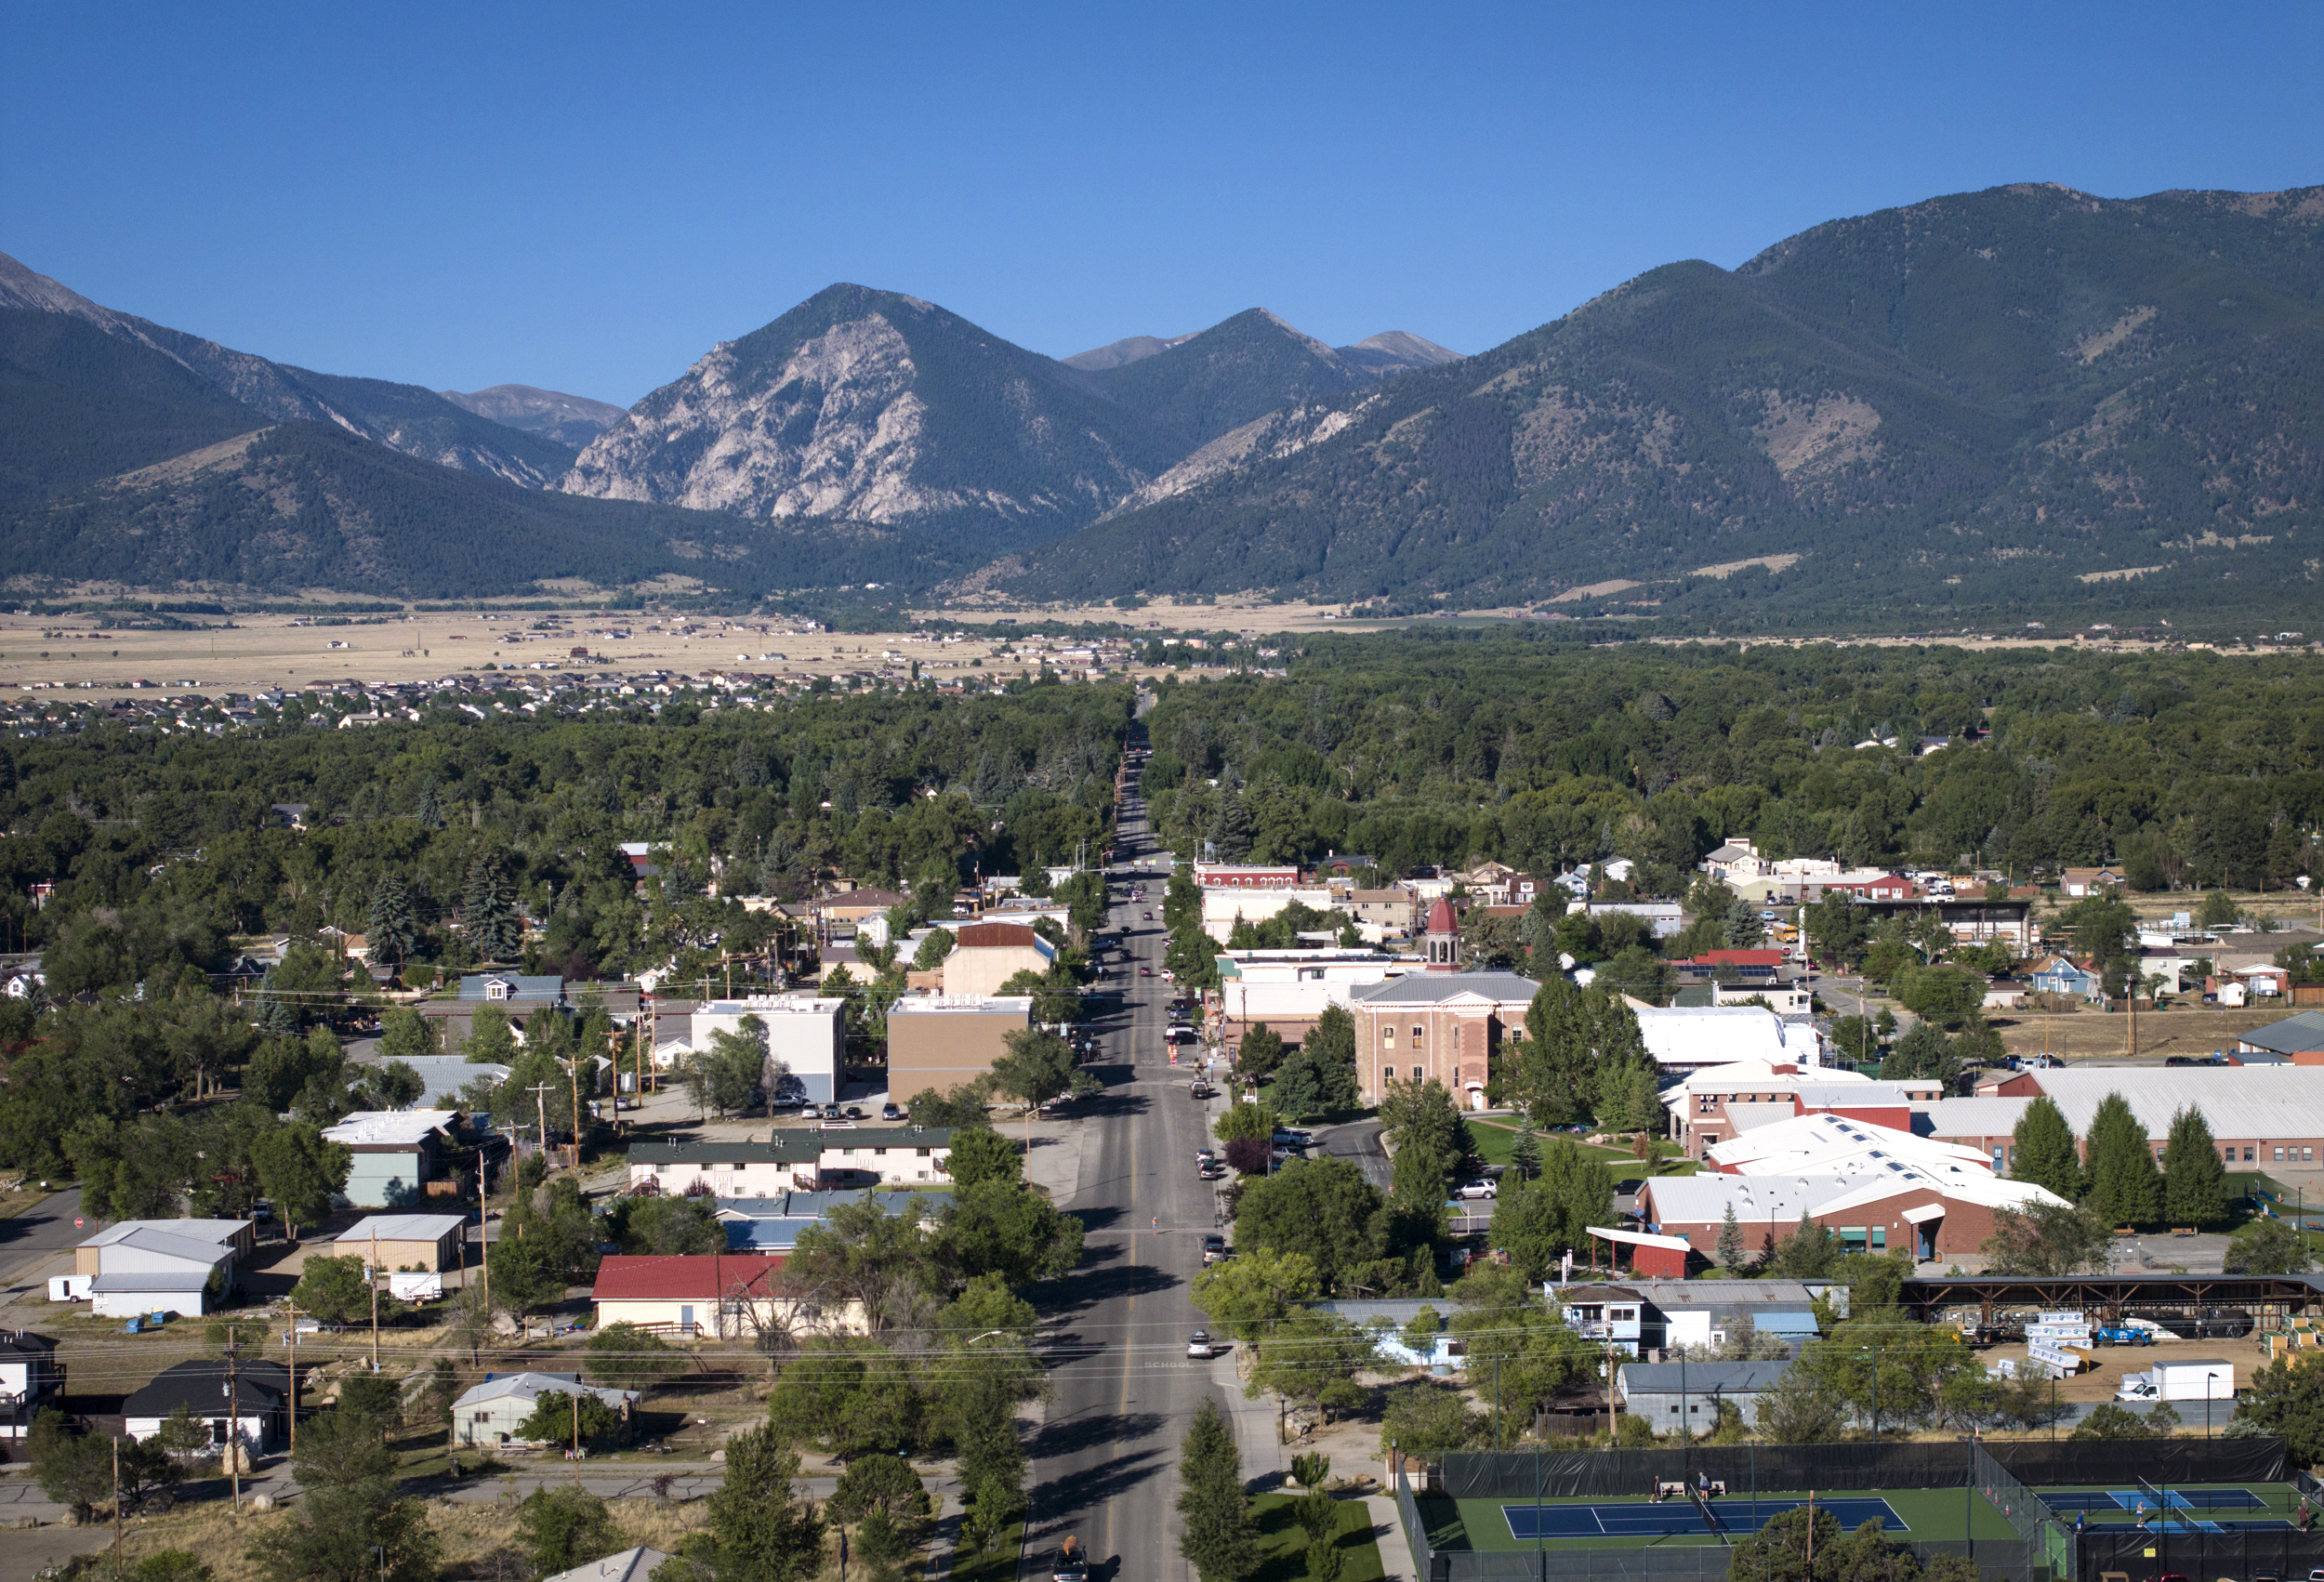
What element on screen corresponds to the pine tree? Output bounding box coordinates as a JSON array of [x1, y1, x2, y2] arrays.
[[2010, 1096, 2086, 1202], [1178, 1397, 1260, 1582], [416, 778, 443, 830], [1717, 1203, 1744, 1273], [2082, 1091, 2161, 1227], [464, 853, 521, 963], [254, 967, 300, 1039], [1510, 1125, 1542, 1183], [366, 872, 421, 968], [2160, 1105, 2228, 1228], [1210, 796, 1254, 863]]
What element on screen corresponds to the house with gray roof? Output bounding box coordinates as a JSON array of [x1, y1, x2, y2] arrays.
[[2237, 1010, 2324, 1060], [1616, 1359, 1793, 1431]]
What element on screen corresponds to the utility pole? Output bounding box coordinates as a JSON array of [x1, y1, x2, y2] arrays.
[[285, 1304, 302, 1447], [568, 1054, 582, 1172], [112, 1434, 122, 1577], [572, 1391, 581, 1485], [528, 1082, 554, 1168], [226, 1329, 243, 1513], [476, 1152, 490, 1305], [370, 1221, 381, 1373]]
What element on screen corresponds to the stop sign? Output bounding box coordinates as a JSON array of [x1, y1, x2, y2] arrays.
[[73, 1217, 83, 1229]]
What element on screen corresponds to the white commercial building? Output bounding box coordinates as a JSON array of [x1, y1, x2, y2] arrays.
[[686, 995, 846, 1105], [1633, 1006, 1823, 1075], [1201, 886, 1341, 944]]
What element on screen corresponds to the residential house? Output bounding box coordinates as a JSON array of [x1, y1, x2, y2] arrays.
[[2025, 956, 2104, 1001], [1617, 1360, 1794, 1431], [419, 973, 571, 1051], [451, 1371, 639, 1446], [124, 1360, 290, 1454], [0, 1332, 62, 1439], [1314, 1299, 1465, 1368], [591, 1253, 865, 1338], [1579, 1279, 1836, 1352], [1345, 890, 1417, 942], [2060, 867, 2125, 897], [1553, 1285, 1647, 1357], [320, 1111, 458, 1206]]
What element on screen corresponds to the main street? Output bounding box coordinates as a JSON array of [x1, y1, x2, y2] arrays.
[[1022, 743, 1237, 1582]]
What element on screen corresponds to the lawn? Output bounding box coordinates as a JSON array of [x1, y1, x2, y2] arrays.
[[951, 1519, 1024, 1582], [1248, 1491, 1389, 1582], [1466, 1118, 1697, 1178]]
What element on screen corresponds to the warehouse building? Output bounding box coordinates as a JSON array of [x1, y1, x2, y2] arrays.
[[1637, 1162, 2068, 1265], [886, 994, 1034, 1099], [1976, 1065, 2324, 1167]]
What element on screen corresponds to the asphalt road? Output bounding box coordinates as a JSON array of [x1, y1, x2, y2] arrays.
[[0, 1184, 85, 1299], [1019, 755, 1231, 1582]]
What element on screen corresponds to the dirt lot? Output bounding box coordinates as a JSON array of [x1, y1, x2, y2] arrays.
[[1989, 1004, 2294, 1063]]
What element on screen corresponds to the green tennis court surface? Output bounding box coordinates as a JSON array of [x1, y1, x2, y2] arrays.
[[1421, 1489, 2024, 1553]]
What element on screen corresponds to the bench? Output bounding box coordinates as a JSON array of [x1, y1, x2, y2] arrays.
[[2113, 1226, 2138, 1236], [2170, 1226, 2198, 1236]]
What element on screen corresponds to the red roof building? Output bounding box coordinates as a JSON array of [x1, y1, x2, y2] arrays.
[[591, 1253, 787, 1299]]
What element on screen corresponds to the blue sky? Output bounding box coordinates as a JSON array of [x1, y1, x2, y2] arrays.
[[6, 2, 2319, 406]]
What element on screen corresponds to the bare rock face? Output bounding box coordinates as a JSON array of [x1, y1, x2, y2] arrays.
[[558, 283, 1182, 557]]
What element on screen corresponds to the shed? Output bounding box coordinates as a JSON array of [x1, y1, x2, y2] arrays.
[[1616, 1358, 1794, 1431], [1588, 1226, 1693, 1279], [334, 1214, 468, 1272], [450, 1370, 638, 1446]]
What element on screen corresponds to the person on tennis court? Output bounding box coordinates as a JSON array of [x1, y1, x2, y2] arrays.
[[1697, 1471, 1712, 1501]]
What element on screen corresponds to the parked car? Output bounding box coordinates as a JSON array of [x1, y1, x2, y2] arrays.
[[1195, 1148, 1217, 1165], [1201, 1233, 1230, 1265], [1188, 1330, 1225, 1359], [1198, 1163, 1226, 1180], [1456, 1180, 1498, 1200], [1139, 966, 1154, 976], [881, 1102, 903, 1120], [822, 1102, 844, 1119], [844, 1106, 865, 1119]]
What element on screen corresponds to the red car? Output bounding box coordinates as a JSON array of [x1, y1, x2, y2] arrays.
[[1139, 966, 1154, 977]]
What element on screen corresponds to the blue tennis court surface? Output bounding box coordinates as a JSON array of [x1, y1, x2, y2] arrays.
[[2040, 1488, 2265, 1513], [1502, 1497, 1905, 1539]]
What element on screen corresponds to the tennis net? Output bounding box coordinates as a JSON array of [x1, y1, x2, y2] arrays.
[[2138, 1473, 2170, 1515], [1687, 1482, 1725, 1544]]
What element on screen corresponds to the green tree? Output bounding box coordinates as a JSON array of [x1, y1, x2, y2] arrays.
[[1191, 1246, 1323, 1342], [1214, 1100, 1280, 1145], [2082, 1091, 2161, 1226], [988, 1027, 1092, 1121], [366, 873, 422, 969], [585, 1321, 685, 1392], [1446, 1263, 1590, 1438], [2160, 1104, 2228, 1227], [606, 1193, 726, 1257], [292, 1405, 399, 1487], [1178, 1397, 1260, 1582], [2009, 1096, 2085, 1201], [1716, 1203, 1745, 1273], [944, 1127, 1023, 1191], [463, 1003, 518, 1064], [1376, 1077, 1470, 1206], [1487, 1141, 1611, 1283], [692, 1423, 826, 1582], [911, 929, 956, 971], [2225, 1217, 2311, 1274], [1979, 1202, 2109, 1276], [829, 1453, 932, 1525], [2070, 1403, 2159, 1441], [516, 1485, 624, 1575], [27, 1409, 113, 1516], [1377, 1382, 1482, 1457], [1511, 978, 1647, 1127], [2231, 1353, 2324, 1465], [940, 1178, 1086, 1284], [1246, 1309, 1377, 1427], [249, 1477, 441, 1582], [1751, 1366, 1851, 1444], [292, 1255, 374, 1327], [515, 1389, 625, 1448], [1509, 1124, 1542, 1183], [1233, 1156, 1384, 1294], [1235, 1023, 1286, 1080], [464, 851, 522, 963]]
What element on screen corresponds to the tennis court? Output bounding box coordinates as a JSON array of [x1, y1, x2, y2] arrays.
[[1501, 1496, 1907, 1540], [2034, 1482, 2304, 1535]]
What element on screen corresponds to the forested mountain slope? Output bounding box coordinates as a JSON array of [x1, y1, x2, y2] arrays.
[[994, 184, 2324, 624]]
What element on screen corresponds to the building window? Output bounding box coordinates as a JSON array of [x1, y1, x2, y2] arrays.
[[1382, 1066, 1396, 1082], [1870, 1228, 1886, 1249], [2246, 1147, 2256, 1162], [917, 1147, 931, 1156], [2277, 1147, 2287, 1162], [1411, 1025, 1424, 1044], [873, 1148, 888, 1156], [1384, 1028, 1397, 1050], [2308, 1147, 2317, 1165]]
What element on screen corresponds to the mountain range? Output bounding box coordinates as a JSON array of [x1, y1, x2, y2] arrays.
[[5, 180, 2320, 621]]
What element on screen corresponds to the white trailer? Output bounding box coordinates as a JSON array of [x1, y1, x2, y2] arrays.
[[2116, 1359, 2234, 1403]]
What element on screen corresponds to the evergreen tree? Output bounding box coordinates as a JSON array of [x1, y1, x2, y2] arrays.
[[1209, 796, 1254, 863], [464, 852, 522, 963], [365, 873, 421, 968], [1177, 1397, 1260, 1582], [253, 967, 300, 1039], [2160, 1105, 2229, 1227], [415, 778, 443, 831], [2082, 1091, 2161, 1227], [2010, 1096, 2086, 1202], [1510, 1124, 1542, 1183], [699, 1423, 826, 1582], [1717, 1203, 1745, 1273]]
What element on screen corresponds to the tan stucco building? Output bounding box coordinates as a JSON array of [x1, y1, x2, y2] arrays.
[[886, 994, 1035, 1099], [940, 923, 1055, 996]]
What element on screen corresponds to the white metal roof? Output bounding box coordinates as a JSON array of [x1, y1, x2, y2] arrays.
[[449, 1372, 639, 1411], [1709, 1113, 1990, 1176], [321, 1110, 457, 1146], [1916, 1096, 2034, 1137], [1635, 1007, 1817, 1070], [81, 1219, 244, 1249], [84, 1227, 235, 1268], [336, 1214, 467, 1244], [2012, 1067, 2324, 1141]]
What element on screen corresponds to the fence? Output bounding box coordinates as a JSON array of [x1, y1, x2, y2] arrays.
[[1974, 1440, 2072, 1582]]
